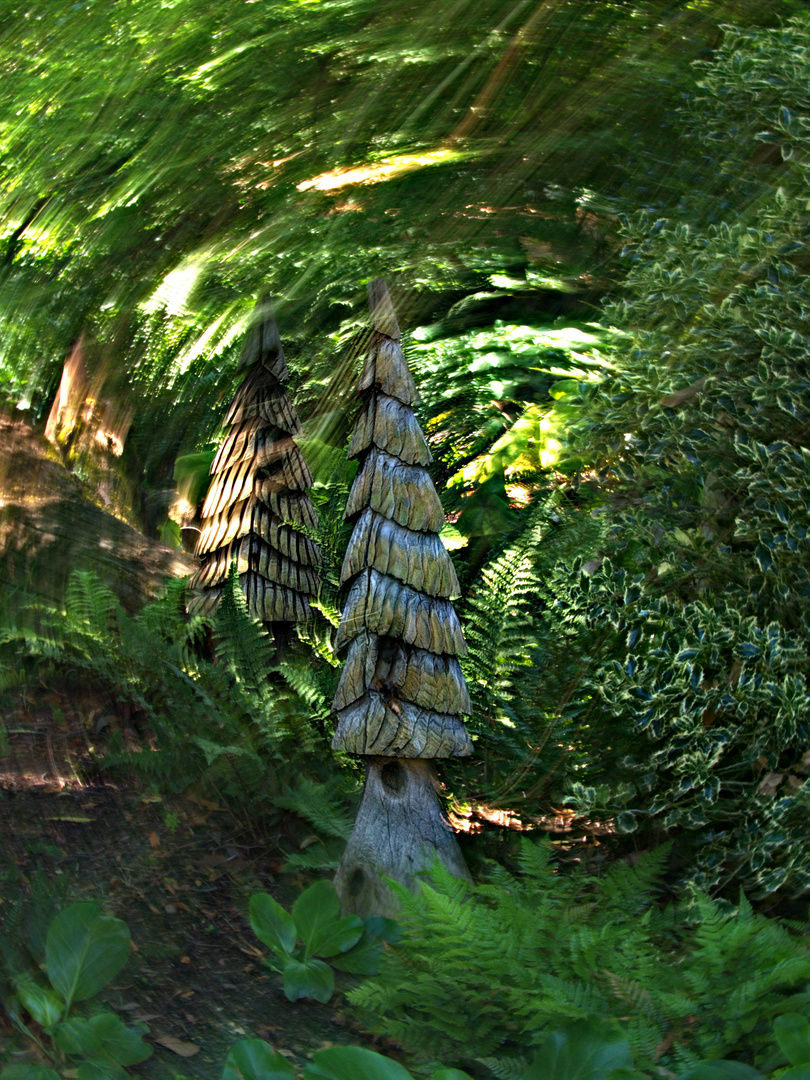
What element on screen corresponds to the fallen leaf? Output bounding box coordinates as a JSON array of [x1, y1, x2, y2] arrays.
[[47, 815, 93, 823], [149, 832, 160, 848], [180, 955, 191, 964], [758, 772, 783, 797], [660, 376, 707, 408], [196, 796, 224, 811], [155, 1036, 200, 1058]]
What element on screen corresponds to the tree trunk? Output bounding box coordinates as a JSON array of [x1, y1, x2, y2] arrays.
[[334, 757, 471, 917]]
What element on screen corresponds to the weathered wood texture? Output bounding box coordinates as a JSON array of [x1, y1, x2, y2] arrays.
[[332, 280, 471, 760], [187, 299, 319, 624], [334, 758, 472, 918]]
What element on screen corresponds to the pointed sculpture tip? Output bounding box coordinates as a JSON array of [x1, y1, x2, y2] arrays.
[[238, 293, 288, 379], [369, 278, 401, 341]]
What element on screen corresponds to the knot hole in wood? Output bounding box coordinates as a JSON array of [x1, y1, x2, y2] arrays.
[[380, 760, 407, 795]]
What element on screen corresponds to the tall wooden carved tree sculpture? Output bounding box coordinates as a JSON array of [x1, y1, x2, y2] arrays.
[[188, 298, 320, 632], [333, 280, 473, 917]]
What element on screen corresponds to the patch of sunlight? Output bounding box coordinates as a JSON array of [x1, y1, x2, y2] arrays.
[[297, 147, 464, 192], [525, 270, 579, 293], [172, 308, 244, 377], [183, 32, 280, 87], [142, 258, 206, 317], [489, 273, 526, 290], [440, 522, 468, 551], [539, 439, 562, 469]]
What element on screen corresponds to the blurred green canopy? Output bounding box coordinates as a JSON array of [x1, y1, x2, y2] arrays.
[[0, 0, 799, 479]]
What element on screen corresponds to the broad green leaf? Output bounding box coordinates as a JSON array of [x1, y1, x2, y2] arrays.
[[330, 917, 398, 975], [223, 1039, 298, 1080], [282, 957, 334, 1003], [83, 1013, 152, 1066], [45, 903, 131, 1006], [677, 1064, 765, 1080], [523, 1020, 633, 1080], [433, 1070, 475, 1080], [249, 893, 297, 958], [75, 1061, 128, 1080], [291, 880, 342, 959], [775, 1014, 810, 1067], [14, 976, 63, 1028], [54, 1017, 103, 1057], [782, 1070, 810, 1080], [0, 1067, 62, 1080], [308, 914, 363, 960], [304, 1045, 415, 1080]]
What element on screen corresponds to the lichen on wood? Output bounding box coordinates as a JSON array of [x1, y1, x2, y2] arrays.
[[332, 279, 473, 915]]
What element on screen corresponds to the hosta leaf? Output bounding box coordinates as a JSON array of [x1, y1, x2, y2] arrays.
[[282, 957, 334, 1003], [522, 1019, 633, 1080], [249, 893, 297, 958], [304, 1046, 414, 1080], [223, 1039, 297, 1080], [775, 1014, 810, 1068], [45, 903, 131, 1006]]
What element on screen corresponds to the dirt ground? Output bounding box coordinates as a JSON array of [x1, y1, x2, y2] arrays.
[[0, 689, 398, 1080]]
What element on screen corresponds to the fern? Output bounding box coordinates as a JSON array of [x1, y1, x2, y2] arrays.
[[447, 493, 606, 811], [274, 775, 356, 841], [215, 561, 275, 691], [0, 569, 342, 810], [349, 838, 810, 1070]]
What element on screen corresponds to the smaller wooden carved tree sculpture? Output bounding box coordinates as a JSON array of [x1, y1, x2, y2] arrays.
[[188, 298, 320, 632], [333, 280, 473, 916]]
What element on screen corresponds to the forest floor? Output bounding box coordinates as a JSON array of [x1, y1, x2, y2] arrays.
[[0, 685, 401, 1080]]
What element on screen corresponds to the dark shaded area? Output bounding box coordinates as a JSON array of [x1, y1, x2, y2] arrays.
[[0, 415, 194, 616]]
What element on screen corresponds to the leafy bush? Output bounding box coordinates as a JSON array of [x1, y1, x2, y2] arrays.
[[546, 16, 810, 897], [549, 559, 810, 897], [0, 902, 151, 1080], [349, 840, 810, 1073], [222, 1011, 810, 1080], [0, 568, 343, 808]]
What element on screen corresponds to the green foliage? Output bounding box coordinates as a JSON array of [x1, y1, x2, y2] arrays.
[[0, 568, 340, 808], [522, 1020, 632, 1080], [248, 880, 397, 1003], [775, 1014, 810, 1070], [551, 16, 810, 898], [222, 1013, 810, 1080], [0, 0, 786, 504], [447, 491, 605, 809], [223, 1039, 473, 1080], [546, 558, 810, 896], [44, 903, 131, 1012], [274, 775, 356, 873], [349, 840, 810, 1071], [0, 902, 151, 1080], [411, 321, 617, 505], [223, 1040, 298, 1080]]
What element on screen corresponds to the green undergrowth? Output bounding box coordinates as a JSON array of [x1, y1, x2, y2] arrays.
[[0, 567, 354, 820], [349, 840, 810, 1076]]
